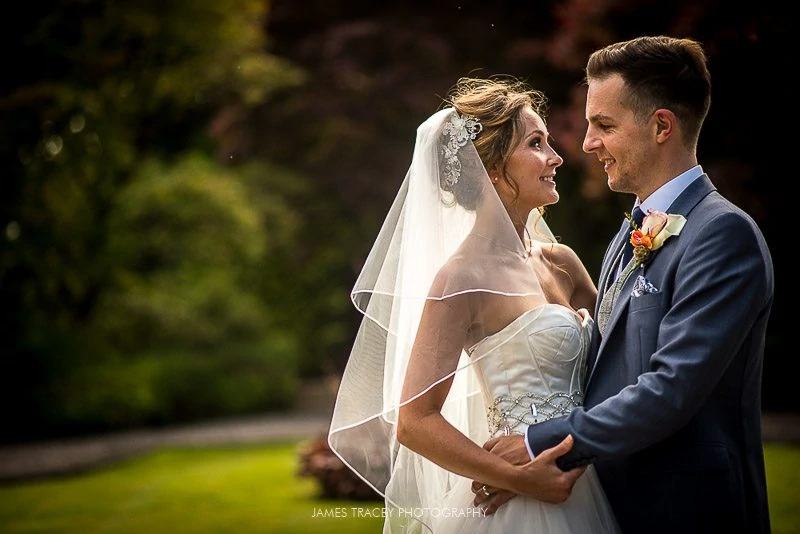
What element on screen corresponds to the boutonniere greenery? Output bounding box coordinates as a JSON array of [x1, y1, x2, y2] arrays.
[[626, 209, 687, 269]]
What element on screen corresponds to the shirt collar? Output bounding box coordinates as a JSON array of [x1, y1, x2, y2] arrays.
[[635, 165, 703, 215]]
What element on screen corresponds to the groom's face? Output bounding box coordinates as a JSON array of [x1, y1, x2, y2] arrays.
[[582, 74, 656, 198]]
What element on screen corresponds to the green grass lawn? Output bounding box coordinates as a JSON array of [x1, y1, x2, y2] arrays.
[[0, 441, 383, 534], [765, 443, 800, 534], [0, 441, 797, 533]]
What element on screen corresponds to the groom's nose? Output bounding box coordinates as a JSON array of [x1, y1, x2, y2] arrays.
[[582, 127, 601, 154]]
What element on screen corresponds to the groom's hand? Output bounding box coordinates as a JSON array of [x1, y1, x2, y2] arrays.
[[473, 435, 585, 509], [517, 435, 586, 503]]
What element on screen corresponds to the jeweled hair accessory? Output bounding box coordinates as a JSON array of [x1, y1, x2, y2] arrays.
[[441, 112, 482, 186]]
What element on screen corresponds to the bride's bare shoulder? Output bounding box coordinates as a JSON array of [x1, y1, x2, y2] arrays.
[[539, 242, 584, 269], [428, 256, 481, 295]]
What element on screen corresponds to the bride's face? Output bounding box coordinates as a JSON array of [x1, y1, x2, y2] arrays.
[[494, 107, 563, 215]]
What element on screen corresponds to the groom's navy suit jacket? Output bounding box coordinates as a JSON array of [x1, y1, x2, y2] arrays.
[[526, 175, 774, 534]]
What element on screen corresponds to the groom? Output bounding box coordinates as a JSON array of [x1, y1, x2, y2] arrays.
[[475, 36, 774, 533]]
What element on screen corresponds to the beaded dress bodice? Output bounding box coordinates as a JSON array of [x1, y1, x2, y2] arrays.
[[467, 304, 593, 437]]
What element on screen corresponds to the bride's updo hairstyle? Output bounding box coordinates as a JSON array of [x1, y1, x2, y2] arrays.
[[441, 76, 549, 209]]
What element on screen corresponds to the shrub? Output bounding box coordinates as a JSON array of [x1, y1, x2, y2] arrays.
[[297, 433, 382, 501]]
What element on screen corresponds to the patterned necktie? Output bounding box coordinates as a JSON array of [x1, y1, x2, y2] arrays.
[[620, 206, 645, 270]]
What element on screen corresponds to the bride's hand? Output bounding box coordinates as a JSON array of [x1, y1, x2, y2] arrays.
[[481, 434, 531, 465], [470, 434, 529, 512], [472, 484, 516, 515]]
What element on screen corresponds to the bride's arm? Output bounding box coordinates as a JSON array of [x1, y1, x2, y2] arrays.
[[396, 295, 583, 504]]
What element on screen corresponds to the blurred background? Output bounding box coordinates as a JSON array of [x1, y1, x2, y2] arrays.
[[0, 0, 788, 445]]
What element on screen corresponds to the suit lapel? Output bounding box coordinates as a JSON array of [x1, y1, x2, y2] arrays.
[[587, 174, 718, 387]]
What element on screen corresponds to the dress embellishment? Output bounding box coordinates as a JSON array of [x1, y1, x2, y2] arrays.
[[487, 391, 584, 436]]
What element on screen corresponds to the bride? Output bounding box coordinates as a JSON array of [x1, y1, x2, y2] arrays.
[[328, 76, 620, 533]]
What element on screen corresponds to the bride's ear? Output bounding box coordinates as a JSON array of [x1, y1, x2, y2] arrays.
[[488, 167, 500, 184]]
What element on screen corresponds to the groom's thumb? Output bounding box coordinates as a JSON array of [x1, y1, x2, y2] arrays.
[[540, 434, 574, 460]]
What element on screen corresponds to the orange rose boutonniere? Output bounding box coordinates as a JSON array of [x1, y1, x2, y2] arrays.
[[627, 209, 687, 268]]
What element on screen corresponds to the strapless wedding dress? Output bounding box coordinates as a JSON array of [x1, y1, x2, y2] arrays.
[[431, 304, 621, 534]]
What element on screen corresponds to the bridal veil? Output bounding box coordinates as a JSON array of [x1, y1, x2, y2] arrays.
[[328, 106, 556, 533]]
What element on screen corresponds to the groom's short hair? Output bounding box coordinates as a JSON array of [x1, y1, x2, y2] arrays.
[[585, 35, 711, 149]]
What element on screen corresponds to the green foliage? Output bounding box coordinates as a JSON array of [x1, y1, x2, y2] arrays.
[[50, 357, 164, 429], [5, 0, 304, 328], [157, 338, 299, 419], [74, 153, 302, 428], [96, 153, 269, 350], [2, 139, 323, 440], [45, 340, 298, 431], [1, 1, 312, 436], [234, 161, 357, 377], [34, 336, 299, 434]]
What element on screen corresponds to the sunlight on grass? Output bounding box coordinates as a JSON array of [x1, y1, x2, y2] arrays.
[[0, 441, 796, 533], [0, 442, 383, 534], [765, 443, 800, 534]]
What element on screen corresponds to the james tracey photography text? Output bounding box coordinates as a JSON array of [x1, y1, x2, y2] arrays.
[[311, 506, 488, 519]]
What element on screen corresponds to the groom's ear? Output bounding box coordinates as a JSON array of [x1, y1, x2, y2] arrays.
[[653, 109, 676, 144]]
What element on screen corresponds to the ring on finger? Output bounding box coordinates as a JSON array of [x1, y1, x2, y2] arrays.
[[481, 485, 491, 497]]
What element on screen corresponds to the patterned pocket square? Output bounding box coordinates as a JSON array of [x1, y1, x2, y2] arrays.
[[631, 275, 659, 297]]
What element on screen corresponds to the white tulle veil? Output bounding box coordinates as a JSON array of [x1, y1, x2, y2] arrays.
[[328, 106, 556, 533]]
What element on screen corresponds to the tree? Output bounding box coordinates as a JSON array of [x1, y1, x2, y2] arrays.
[[0, 0, 307, 439]]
